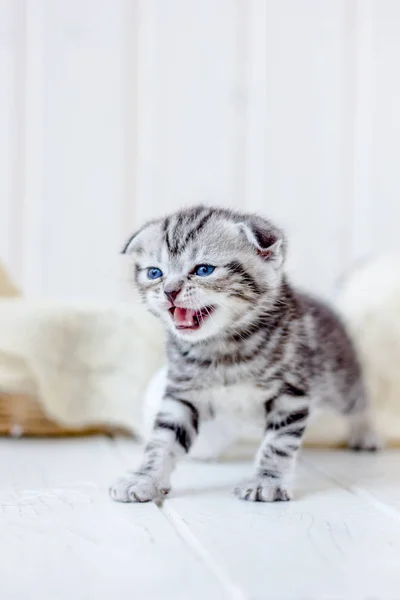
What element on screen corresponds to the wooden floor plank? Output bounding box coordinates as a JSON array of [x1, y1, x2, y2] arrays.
[[4, 438, 400, 600], [304, 449, 400, 518], [0, 438, 228, 600], [114, 440, 400, 600]]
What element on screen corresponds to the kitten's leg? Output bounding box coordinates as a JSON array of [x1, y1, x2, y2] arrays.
[[142, 367, 237, 461], [110, 396, 199, 503], [235, 388, 309, 502]]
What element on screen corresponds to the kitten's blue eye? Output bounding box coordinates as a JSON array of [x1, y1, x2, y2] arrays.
[[194, 264, 215, 277], [147, 267, 163, 280]]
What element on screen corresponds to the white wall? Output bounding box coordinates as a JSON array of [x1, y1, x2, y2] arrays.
[[1, 0, 400, 301]]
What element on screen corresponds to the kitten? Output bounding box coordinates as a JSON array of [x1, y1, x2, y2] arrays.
[[110, 206, 380, 503]]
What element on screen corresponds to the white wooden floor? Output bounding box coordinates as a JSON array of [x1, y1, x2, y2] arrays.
[[1, 438, 400, 600]]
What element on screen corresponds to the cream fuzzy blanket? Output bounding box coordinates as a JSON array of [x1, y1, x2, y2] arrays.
[[0, 300, 165, 431], [0, 255, 399, 445]]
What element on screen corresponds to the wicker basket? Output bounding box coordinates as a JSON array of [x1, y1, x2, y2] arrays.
[[0, 392, 129, 437], [0, 262, 128, 437]]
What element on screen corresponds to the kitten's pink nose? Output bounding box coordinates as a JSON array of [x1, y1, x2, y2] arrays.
[[164, 287, 180, 304]]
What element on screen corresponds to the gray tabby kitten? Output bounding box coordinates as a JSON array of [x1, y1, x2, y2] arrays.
[[110, 206, 380, 503]]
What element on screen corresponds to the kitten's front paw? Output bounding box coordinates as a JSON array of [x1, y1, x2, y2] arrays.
[[109, 473, 170, 503], [234, 478, 291, 502]]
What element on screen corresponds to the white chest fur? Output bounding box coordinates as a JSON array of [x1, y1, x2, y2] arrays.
[[199, 383, 266, 421], [142, 367, 265, 459]]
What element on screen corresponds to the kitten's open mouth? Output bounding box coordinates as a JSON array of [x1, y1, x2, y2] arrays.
[[168, 306, 215, 330]]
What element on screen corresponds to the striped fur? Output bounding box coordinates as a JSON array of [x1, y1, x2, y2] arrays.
[[110, 206, 381, 504]]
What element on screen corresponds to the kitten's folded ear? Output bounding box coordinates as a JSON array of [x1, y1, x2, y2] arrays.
[[121, 227, 144, 254], [121, 220, 159, 255], [237, 216, 286, 266]]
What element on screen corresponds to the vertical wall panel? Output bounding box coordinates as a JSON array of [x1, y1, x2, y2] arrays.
[[121, 0, 139, 241], [132, 0, 159, 229], [0, 2, 21, 276], [35, 0, 125, 299], [244, 0, 352, 297], [22, 0, 45, 295], [351, 0, 375, 262], [242, 0, 268, 215], [351, 0, 400, 260], [369, 0, 400, 252], [134, 0, 243, 225]]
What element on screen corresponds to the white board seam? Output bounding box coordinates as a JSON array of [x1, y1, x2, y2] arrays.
[[160, 502, 249, 600]]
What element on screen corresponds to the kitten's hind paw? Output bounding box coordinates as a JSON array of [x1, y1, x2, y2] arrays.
[[348, 428, 383, 452], [234, 478, 291, 502], [348, 414, 383, 452], [109, 473, 170, 503]]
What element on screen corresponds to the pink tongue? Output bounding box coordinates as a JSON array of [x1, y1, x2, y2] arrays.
[[173, 307, 196, 327]]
